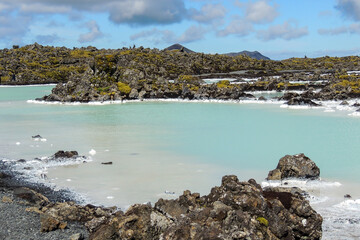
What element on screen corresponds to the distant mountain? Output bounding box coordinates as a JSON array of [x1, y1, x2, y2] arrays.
[[225, 51, 270, 60], [164, 44, 194, 53], [164, 44, 270, 60]]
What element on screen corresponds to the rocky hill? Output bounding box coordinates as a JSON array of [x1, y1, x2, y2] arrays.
[[164, 43, 194, 53], [164, 44, 270, 60], [225, 50, 270, 60]]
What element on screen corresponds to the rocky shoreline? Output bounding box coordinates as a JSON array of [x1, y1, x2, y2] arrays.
[[1, 43, 360, 105], [1, 153, 323, 240]]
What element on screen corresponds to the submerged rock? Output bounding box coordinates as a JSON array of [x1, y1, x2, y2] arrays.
[[267, 153, 320, 180]]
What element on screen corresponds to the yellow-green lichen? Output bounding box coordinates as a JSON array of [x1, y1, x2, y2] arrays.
[[117, 82, 131, 94], [256, 217, 269, 227]]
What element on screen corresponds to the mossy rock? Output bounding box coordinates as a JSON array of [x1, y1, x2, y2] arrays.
[[256, 217, 269, 227], [117, 82, 131, 94]]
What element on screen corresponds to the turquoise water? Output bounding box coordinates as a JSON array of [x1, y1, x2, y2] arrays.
[[1, 85, 360, 238]]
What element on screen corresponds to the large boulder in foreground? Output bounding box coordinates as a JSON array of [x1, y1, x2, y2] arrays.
[[90, 175, 322, 240], [267, 153, 320, 180]]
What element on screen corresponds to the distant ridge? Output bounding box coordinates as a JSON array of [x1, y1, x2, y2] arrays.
[[225, 51, 270, 60], [164, 44, 194, 53], [164, 44, 270, 60]]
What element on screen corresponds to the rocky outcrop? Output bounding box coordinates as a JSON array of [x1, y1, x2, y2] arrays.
[[280, 92, 321, 107], [53, 151, 79, 159], [14, 187, 49, 205], [9, 175, 323, 239], [2, 43, 360, 104], [2, 154, 323, 239], [267, 153, 320, 180], [89, 175, 322, 240]]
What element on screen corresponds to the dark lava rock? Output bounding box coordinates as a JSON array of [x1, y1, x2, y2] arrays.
[[0, 172, 10, 179], [32, 135, 42, 139], [258, 96, 267, 101], [101, 162, 113, 165], [17, 159, 26, 163], [267, 153, 320, 180], [13, 187, 49, 205], [286, 96, 320, 106], [90, 175, 322, 240], [340, 101, 349, 105], [54, 151, 79, 159], [344, 194, 352, 199]]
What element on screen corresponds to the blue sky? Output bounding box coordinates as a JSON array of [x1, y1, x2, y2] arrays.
[[1, 0, 360, 59]]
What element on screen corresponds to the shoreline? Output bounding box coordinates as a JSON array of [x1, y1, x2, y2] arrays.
[[26, 96, 360, 118], [0, 163, 91, 240], [0, 155, 324, 240]]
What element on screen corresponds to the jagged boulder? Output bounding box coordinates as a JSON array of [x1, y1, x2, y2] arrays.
[[267, 153, 320, 180], [53, 151, 79, 159]]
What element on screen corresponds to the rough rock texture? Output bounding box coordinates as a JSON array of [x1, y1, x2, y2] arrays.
[[0, 187, 89, 240], [267, 153, 320, 180], [53, 150, 79, 159], [90, 175, 322, 240], [14, 187, 49, 205]]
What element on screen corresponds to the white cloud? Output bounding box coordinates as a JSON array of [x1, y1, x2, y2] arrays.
[[336, 0, 360, 21], [35, 34, 62, 44], [257, 21, 308, 41], [236, 0, 278, 24], [217, 18, 253, 37], [190, 4, 227, 24], [0, 0, 188, 25], [130, 25, 207, 44], [177, 25, 208, 43], [130, 28, 176, 44], [318, 26, 348, 35], [0, 13, 32, 44], [318, 23, 360, 35], [78, 20, 104, 43], [107, 0, 186, 25], [19, 3, 71, 14]]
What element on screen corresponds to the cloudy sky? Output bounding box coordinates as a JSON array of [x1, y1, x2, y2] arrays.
[[1, 0, 360, 59]]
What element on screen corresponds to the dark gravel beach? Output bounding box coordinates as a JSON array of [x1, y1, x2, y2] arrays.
[[0, 168, 90, 240]]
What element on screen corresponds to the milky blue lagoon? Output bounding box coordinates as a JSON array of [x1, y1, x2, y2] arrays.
[[1, 85, 360, 239]]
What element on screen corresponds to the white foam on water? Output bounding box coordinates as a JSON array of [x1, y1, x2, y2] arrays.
[[40, 138, 47, 142], [324, 108, 335, 113], [334, 199, 360, 211], [321, 198, 360, 239], [261, 179, 342, 191], [89, 149, 96, 156], [0, 84, 56, 88], [1, 155, 92, 183], [349, 111, 360, 117], [27, 95, 360, 120], [280, 104, 311, 109], [107, 196, 114, 199], [66, 179, 72, 182], [15, 142, 21, 145], [203, 78, 238, 84]]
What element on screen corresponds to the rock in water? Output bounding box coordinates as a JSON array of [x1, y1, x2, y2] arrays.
[[101, 162, 113, 165], [54, 150, 79, 159], [267, 153, 320, 180]]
